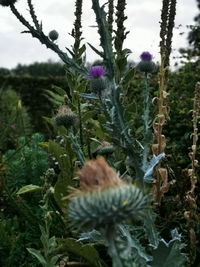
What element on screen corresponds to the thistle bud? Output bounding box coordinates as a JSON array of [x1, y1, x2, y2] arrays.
[[54, 105, 77, 129], [93, 141, 115, 157], [48, 30, 59, 41], [0, 0, 18, 6], [88, 65, 107, 94]]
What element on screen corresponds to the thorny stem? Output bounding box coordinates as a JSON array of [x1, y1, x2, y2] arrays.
[[110, 82, 144, 183], [105, 225, 124, 267], [27, 0, 40, 30], [142, 73, 151, 171], [77, 97, 84, 148], [68, 129, 85, 166], [10, 4, 87, 77]]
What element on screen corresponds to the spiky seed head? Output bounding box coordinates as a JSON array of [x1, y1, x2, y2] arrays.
[[48, 30, 59, 41], [68, 157, 149, 229], [54, 105, 77, 129], [0, 0, 18, 6], [69, 184, 149, 230]]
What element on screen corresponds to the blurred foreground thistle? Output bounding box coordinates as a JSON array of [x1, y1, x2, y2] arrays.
[[69, 157, 151, 266]]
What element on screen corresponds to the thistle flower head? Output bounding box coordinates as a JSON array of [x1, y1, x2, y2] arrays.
[[77, 157, 122, 191], [0, 0, 18, 6], [89, 65, 106, 79], [140, 51, 153, 61], [68, 157, 149, 230], [138, 51, 155, 73]]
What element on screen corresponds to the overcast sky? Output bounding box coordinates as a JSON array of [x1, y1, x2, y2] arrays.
[[0, 0, 198, 68]]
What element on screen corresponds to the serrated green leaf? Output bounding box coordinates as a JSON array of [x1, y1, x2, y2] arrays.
[[44, 89, 64, 106], [58, 238, 107, 267], [87, 42, 104, 58], [16, 184, 42, 195], [143, 210, 159, 248], [151, 238, 187, 267], [51, 85, 67, 96], [48, 140, 74, 211], [79, 44, 86, 56], [122, 67, 135, 85], [27, 248, 46, 266], [49, 255, 60, 266]]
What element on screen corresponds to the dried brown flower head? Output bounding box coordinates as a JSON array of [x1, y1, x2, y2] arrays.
[[78, 157, 123, 191]]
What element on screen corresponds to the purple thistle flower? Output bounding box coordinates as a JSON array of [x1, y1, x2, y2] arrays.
[[140, 51, 153, 61], [89, 65, 106, 78]]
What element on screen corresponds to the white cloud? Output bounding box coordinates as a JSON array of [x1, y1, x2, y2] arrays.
[[0, 0, 198, 68]]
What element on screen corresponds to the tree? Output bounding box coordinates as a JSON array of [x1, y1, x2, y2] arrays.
[[180, 0, 200, 60]]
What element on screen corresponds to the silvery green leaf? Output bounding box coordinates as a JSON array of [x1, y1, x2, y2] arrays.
[[144, 153, 165, 183], [78, 230, 104, 243], [80, 93, 99, 100]]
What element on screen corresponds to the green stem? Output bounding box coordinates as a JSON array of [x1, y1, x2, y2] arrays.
[[77, 97, 83, 148], [68, 130, 85, 166], [142, 73, 151, 171], [110, 81, 144, 183], [105, 226, 124, 267], [10, 4, 87, 77]]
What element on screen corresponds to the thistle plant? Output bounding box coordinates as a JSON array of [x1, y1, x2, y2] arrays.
[[0, 0, 190, 266], [68, 157, 151, 266], [137, 52, 155, 172]]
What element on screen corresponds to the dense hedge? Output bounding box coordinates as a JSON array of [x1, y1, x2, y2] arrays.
[[0, 75, 68, 133], [166, 62, 200, 168]]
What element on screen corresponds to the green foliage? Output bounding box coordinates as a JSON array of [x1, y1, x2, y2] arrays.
[[27, 226, 59, 267], [48, 139, 75, 211], [56, 238, 107, 267], [16, 184, 42, 195], [13, 62, 65, 77], [151, 230, 187, 267], [4, 133, 49, 193], [0, 88, 32, 151], [0, 75, 69, 133]]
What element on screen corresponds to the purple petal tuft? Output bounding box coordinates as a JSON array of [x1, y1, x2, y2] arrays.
[[89, 65, 106, 78], [140, 51, 153, 61]]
